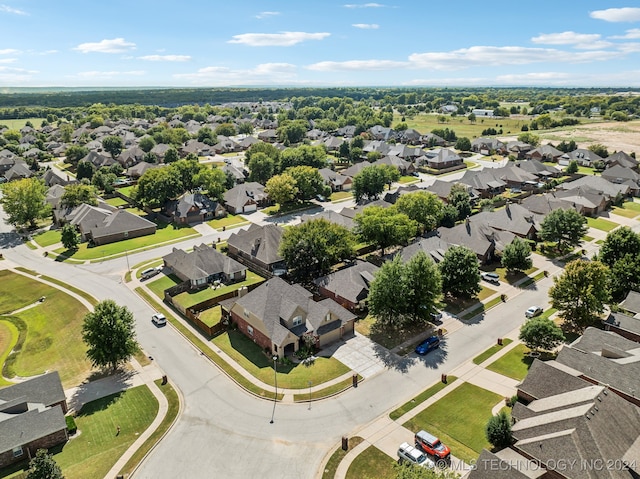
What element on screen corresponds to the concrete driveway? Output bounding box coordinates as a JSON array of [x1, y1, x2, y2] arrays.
[[326, 333, 388, 379]]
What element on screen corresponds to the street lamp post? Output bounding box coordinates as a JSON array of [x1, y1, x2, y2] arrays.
[[308, 380, 312, 410], [270, 355, 278, 424]]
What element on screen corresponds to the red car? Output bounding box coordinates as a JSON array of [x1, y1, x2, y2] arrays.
[[415, 430, 451, 461]]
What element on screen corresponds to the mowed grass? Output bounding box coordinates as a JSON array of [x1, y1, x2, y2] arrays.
[[146, 274, 180, 299], [33, 229, 62, 247], [355, 315, 434, 350], [586, 216, 618, 232], [322, 437, 365, 479], [0, 270, 53, 314], [346, 446, 395, 479], [53, 386, 158, 479], [397, 113, 531, 138], [0, 118, 46, 130], [198, 306, 221, 327], [173, 271, 265, 309], [54, 223, 199, 260], [207, 214, 250, 230], [403, 382, 502, 463], [0, 320, 19, 387], [486, 344, 533, 381], [389, 376, 458, 421], [104, 197, 129, 207], [472, 338, 514, 365], [213, 330, 350, 389]]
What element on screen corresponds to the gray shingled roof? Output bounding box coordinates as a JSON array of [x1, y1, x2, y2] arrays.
[[163, 244, 246, 282], [517, 359, 588, 401], [604, 311, 640, 336], [313, 260, 379, 305], [223, 182, 267, 212], [468, 449, 544, 479], [399, 234, 450, 264], [557, 175, 629, 199], [438, 218, 515, 257], [300, 211, 355, 230], [227, 223, 284, 267], [0, 372, 65, 407], [164, 193, 222, 220], [621, 290, 640, 315]]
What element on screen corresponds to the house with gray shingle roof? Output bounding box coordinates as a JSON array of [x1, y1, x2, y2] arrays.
[[4, 161, 33, 182], [398, 233, 451, 264], [222, 164, 246, 185], [525, 144, 563, 162], [314, 260, 379, 312], [163, 192, 226, 225], [223, 182, 269, 214], [620, 290, 640, 316], [373, 155, 415, 175], [318, 168, 352, 192], [605, 151, 638, 169], [67, 204, 156, 245], [223, 276, 356, 357], [163, 244, 246, 288], [227, 223, 286, 273], [340, 160, 372, 178], [557, 175, 630, 202], [417, 148, 462, 170], [0, 371, 68, 468], [438, 216, 515, 263], [300, 211, 355, 231], [604, 311, 640, 343]]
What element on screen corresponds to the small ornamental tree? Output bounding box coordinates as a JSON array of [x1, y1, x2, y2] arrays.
[[501, 237, 533, 273], [519, 317, 565, 351], [26, 449, 64, 479], [486, 411, 512, 449], [61, 224, 80, 251]]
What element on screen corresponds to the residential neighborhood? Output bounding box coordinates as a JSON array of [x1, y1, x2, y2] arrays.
[[1, 86, 640, 479]]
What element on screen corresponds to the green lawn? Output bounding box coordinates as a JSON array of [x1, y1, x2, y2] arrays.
[[146, 274, 181, 299], [472, 339, 514, 365], [198, 305, 221, 327], [330, 191, 353, 202], [586, 216, 618, 232], [52, 386, 158, 479], [292, 374, 362, 402], [173, 271, 265, 309], [263, 200, 316, 216], [104, 197, 129, 207], [623, 201, 640, 212], [346, 446, 395, 479], [207, 214, 250, 230], [0, 118, 46, 129], [611, 207, 638, 219], [355, 315, 434, 350], [0, 270, 53, 314], [397, 113, 530, 138], [461, 296, 503, 320], [398, 175, 419, 184], [33, 229, 62, 247], [322, 437, 365, 479], [403, 382, 502, 463], [116, 185, 136, 197], [582, 235, 594, 242], [54, 223, 199, 261], [481, 265, 538, 284], [486, 344, 533, 381], [213, 330, 350, 389], [389, 376, 458, 421], [0, 320, 19, 387]]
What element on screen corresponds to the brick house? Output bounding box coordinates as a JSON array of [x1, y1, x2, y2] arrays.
[[313, 260, 379, 312]]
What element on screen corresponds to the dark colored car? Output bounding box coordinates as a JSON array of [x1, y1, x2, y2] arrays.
[[415, 336, 440, 355]]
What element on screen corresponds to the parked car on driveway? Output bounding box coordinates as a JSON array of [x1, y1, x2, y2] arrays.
[[415, 336, 440, 355], [397, 442, 435, 468], [525, 306, 543, 318], [141, 267, 160, 280], [415, 430, 451, 461], [480, 272, 500, 285]]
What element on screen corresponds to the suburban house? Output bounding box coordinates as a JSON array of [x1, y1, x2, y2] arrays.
[[222, 164, 246, 185], [557, 175, 630, 202], [417, 148, 463, 170], [398, 234, 451, 264], [66, 203, 157, 245], [42, 169, 76, 187], [227, 223, 286, 273], [515, 159, 561, 179], [524, 144, 564, 162], [222, 277, 356, 357], [603, 311, 640, 343], [560, 148, 603, 167], [438, 216, 515, 263], [4, 161, 33, 182], [471, 137, 504, 155], [458, 170, 506, 198], [601, 165, 640, 194], [163, 244, 246, 288], [163, 192, 226, 225], [257, 129, 278, 143], [313, 260, 379, 312], [605, 151, 638, 169], [0, 372, 68, 468], [341, 160, 372, 179], [553, 188, 609, 216], [223, 182, 269, 214], [473, 202, 543, 239], [82, 150, 115, 169], [373, 156, 415, 175], [520, 192, 580, 216], [620, 290, 640, 316], [318, 168, 352, 191], [126, 161, 157, 179], [300, 210, 355, 231]]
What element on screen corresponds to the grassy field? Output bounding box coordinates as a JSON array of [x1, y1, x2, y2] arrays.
[[322, 437, 364, 479], [0, 270, 53, 314], [480, 265, 538, 284], [54, 223, 199, 261], [0, 320, 19, 387], [33, 229, 62, 247], [397, 113, 530, 138], [403, 382, 502, 463], [389, 376, 458, 421], [461, 296, 504, 321], [586, 216, 618, 232], [486, 344, 533, 381], [207, 214, 250, 230], [346, 446, 395, 479], [330, 191, 353, 202], [104, 197, 129, 207], [472, 339, 514, 365], [398, 175, 419, 184], [173, 271, 265, 309], [213, 330, 350, 389], [0, 118, 46, 130], [116, 185, 136, 197]]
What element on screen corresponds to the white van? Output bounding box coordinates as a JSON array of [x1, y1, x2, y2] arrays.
[[141, 267, 159, 280], [397, 442, 435, 468]]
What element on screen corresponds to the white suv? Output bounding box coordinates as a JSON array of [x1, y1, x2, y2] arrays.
[[397, 442, 435, 468], [151, 313, 167, 326]]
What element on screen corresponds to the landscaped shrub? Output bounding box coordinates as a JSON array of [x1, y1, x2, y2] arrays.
[[65, 415, 77, 435]]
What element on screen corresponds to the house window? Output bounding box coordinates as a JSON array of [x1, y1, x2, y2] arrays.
[[247, 325, 254, 336], [293, 316, 302, 327], [12, 446, 23, 457]]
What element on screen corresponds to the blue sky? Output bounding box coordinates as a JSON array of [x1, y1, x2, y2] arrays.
[[1, 1, 640, 88]]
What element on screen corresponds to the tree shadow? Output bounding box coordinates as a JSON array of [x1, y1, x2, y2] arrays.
[[67, 368, 134, 414], [370, 341, 415, 373], [0, 230, 23, 250]]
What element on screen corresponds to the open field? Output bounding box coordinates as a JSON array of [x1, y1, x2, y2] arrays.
[[397, 113, 531, 138], [0, 118, 46, 130]]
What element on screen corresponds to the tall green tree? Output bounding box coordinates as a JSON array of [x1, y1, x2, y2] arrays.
[[215, 122, 236, 137], [519, 317, 565, 352], [163, 146, 180, 164], [76, 160, 95, 181], [136, 167, 183, 207], [102, 135, 123, 158], [285, 165, 330, 201], [248, 152, 275, 184], [367, 255, 409, 328], [352, 165, 390, 203], [26, 449, 63, 479], [61, 223, 80, 251], [279, 218, 356, 282], [64, 145, 89, 165], [501, 237, 533, 273], [244, 141, 281, 166], [278, 144, 327, 171], [265, 173, 298, 205], [354, 206, 417, 256], [403, 252, 443, 324], [395, 191, 444, 233], [454, 137, 471, 151], [60, 184, 98, 208], [138, 136, 156, 153], [538, 208, 587, 251], [194, 167, 227, 199], [598, 226, 640, 268], [609, 254, 640, 302], [447, 183, 472, 220], [0, 178, 50, 228], [485, 411, 512, 449], [549, 259, 610, 332], [439, 246, 481, 298], [82, 299, 139, 372]]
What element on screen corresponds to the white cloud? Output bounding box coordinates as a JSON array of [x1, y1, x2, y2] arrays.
[[0, 4, 27, 15], [610, 28, 640, 39], [408, 46, 620, 70], [616, 42, 640, 53], [495, 72, 571, 83], [0, 58, 16, 64], [0, 48, 20, 55], [404, 77, 489, 86], [76, 70, 145, 78], [531, 31, 601, 45], [255, 11, 280, 19], [228, 32, 330, 46], [74, 38, 136, 54], [343, 3, 385, 8], [590, 8, 640, 22], [174, 62, 297, 85], [352, 23, 379, 29], [138, 55, 191, 62], [307, 59, 409, 71]]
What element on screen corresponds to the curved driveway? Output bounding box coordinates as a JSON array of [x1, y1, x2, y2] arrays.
[[0, 198, 567, 479]]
